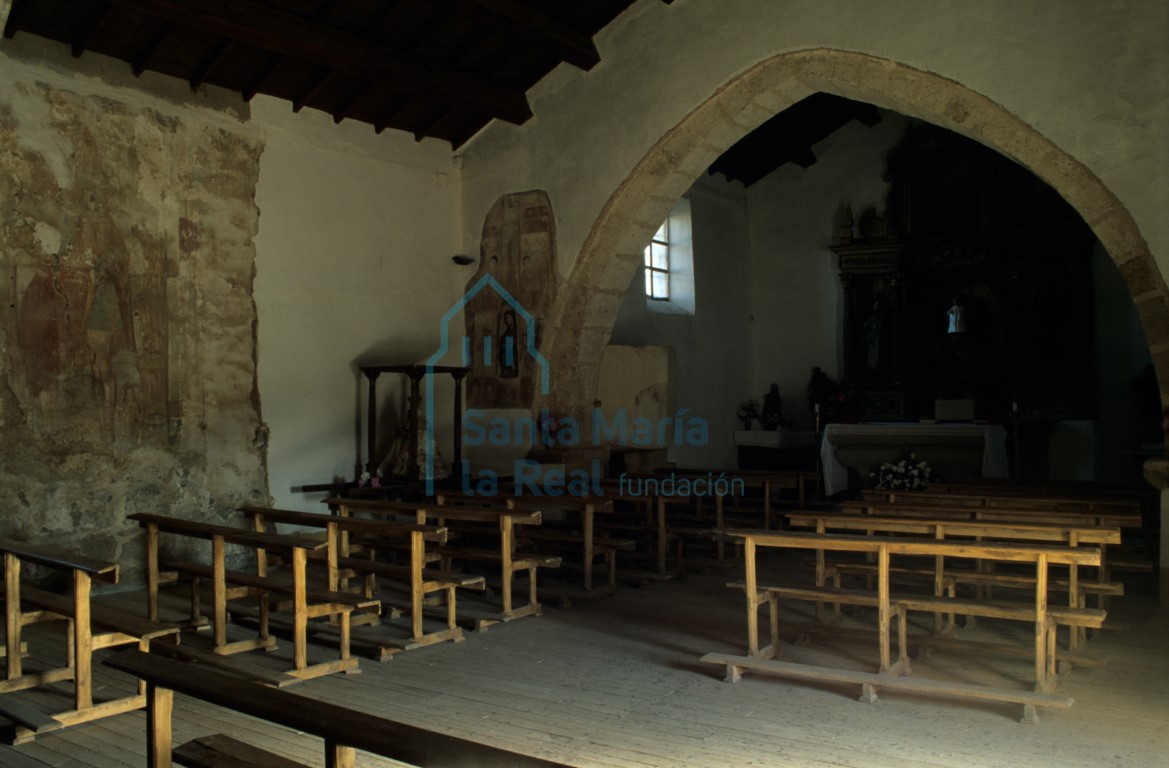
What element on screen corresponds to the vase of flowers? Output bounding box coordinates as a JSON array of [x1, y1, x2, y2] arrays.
[[870, 452, 932, 490]]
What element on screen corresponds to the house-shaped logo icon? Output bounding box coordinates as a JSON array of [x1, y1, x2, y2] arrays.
[[424, 273, 550, 494]]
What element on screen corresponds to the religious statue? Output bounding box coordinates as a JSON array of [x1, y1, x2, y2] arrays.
[[760, 383, 784, 430], [806, 367, 836, 415], [946, 296, 967, 334]]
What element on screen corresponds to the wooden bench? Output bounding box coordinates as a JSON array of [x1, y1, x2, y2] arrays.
[[238, 506, 458, 658], [502, 493, 629, 593], [513, 530, 636, 593], [861, 488, 1142, 517], [128, 513, 374, 681], [787, 510, 1121, 645], [653, 467, 821, 526], [326, 497, 557, 629], [593, 479, 690, 578], [701, 530, 1104, 722], [104, 647, 570, 768], [0, 536, 180, 744]]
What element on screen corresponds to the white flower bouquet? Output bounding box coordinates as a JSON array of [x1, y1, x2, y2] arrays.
[[870, 452, 932, 490]]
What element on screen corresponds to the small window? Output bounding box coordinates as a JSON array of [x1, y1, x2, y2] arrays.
[[644, 220, 670, 301], [642, 198, 694, 316]]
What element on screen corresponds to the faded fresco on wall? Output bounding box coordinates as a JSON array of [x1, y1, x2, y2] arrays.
[[465, 191, 558, 409], [0, 80, 267, 579]]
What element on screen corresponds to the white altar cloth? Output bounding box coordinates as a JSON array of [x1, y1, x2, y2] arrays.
[[820, 423, 1008, 496]]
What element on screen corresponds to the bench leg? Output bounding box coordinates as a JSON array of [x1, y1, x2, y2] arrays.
[[73, 571, 93, 712], [858, 682, 878, 703], [766, 593, 779, 660], [325, 739, 356, 768], [527, 566, 540, 614], [5, 553, 21, 680], [146, 682, 174, 768]]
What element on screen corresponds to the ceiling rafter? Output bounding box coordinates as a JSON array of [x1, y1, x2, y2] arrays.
[[70, 1, 112, 58], [104, 0, 534, 125], [3, 0, 652, 147], [188, 38, 234, 91], [466, 0, 600, 71], [130, 21, 171, 76]]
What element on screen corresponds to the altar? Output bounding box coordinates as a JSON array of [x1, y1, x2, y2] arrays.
[[820, 422, 1008, 496]]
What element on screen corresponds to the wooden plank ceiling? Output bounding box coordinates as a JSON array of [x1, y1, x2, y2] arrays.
[[2, 0, 661, 148], [3, 0, 878, 183]]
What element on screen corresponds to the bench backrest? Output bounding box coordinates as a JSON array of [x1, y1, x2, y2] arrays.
[[861, 488, 1140, 515], [839, 500, 1140, 529], [104, 649, 568, 768], [726, 530, 1102, 567], [0, 536, 118, 583], [325, 497, 542, 525], [127, 513, 326, 554], [239, 506, 447, 542], [785, 513, 1121, 545]]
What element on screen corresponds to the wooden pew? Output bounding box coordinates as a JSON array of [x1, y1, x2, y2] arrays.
[[653, 467, 821, 526], [238, 506, 467, 659], [127, 513, 375, 681], [0, 536, 180, 744], [497, 490, 635, 593], [701, 530, 1105, 722], [862, 487, 1141, 516], [839, 498, 1136, 582], [863, 485, 1155, 576], [325, 497, 559, 629], [105, 647, 570, 768], [785, 511, 1121, 649], [593, 478, 687, 579]]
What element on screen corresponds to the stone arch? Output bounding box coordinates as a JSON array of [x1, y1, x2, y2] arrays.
[[545, 48, 1169, 435]]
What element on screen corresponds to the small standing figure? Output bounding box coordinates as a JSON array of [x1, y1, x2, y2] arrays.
[[761, 383, 784, 430], [498, 309, 518, 378], [946, 296, 967, 335]]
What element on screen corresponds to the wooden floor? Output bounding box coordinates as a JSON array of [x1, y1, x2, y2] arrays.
[[2, 559, 1167, 768]]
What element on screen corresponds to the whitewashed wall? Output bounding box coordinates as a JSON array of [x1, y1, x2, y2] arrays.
[[252, 100, 463, 511], [609, 174, 753, 468], [460, 0, 1168, 300], [747, 113, 911, 431]]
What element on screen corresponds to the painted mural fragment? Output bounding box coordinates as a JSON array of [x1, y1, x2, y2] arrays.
[[0, 79, 266, 575]]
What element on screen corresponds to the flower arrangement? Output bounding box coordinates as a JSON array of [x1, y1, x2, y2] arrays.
[[736, 400, 760, 429], [870, 452, 932, 490]]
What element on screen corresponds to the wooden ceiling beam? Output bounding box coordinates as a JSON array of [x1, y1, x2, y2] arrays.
[[292, 69, 334, 113], [241, 1, 335, 102], [241, 52, 282, 101], [188, 38, 233, 91], [468, 0, 600, 71], [131, 21, 171, 75], [105, 0, 533, 124], [71, 2, 112, 58]]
